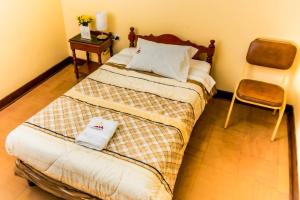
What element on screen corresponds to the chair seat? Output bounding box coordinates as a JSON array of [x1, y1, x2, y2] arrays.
[[237, 79, 284, 107]]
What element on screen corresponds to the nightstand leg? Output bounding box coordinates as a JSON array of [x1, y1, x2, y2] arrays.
[[98, 53, 102, 66], [86, 52, 90, 65], [86, 51, 91, 71], [72, 49, 79, 79], [110, 45, 113, 57]]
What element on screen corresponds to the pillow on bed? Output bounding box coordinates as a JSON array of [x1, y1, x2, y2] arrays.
[[118, 40, 198, 58], [136, 38, 198, 58], [119, 47, 210, 73], [127, 38, 197, 82], [118, 47, 138, 56], [109, 47, 216, 92], [190, 59, 211, 74]]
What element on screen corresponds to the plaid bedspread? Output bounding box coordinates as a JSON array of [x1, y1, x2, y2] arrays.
[[23, 64, 207, 195]]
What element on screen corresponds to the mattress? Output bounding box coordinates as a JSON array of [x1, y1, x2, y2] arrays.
[[6, 52, 215, 200]]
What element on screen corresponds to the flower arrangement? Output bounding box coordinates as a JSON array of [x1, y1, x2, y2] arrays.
[[77, 15, 93, 26]]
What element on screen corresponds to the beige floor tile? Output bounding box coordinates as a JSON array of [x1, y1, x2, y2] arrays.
[[236, 176, 270, 200], [173, 154, 203, 200], [200, 127, 245, 174], [0, 175, 26, 200], [276, 162, 290, 194], [189, 164, 238, 200], [238, 155, 278, 187], [241, 133, 280, 164], [16, 187, 62, 200], [234, 175, 289, 200]]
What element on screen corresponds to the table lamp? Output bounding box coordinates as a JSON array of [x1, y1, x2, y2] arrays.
[[96, 11, 108, 40]]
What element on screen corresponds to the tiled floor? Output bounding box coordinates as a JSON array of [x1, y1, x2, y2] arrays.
[[0, 65, 289, 199], [174, 98, 289, 200]]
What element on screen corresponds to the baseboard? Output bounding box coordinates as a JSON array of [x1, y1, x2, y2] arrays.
[[0, 57, 72, 110], [286, 105, 299, 200], [214, 90, 233, 101], [215, 89, 298, 200]]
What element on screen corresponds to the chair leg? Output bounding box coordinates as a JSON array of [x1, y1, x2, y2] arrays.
[[271, 105, 285, 141], [272, 109, 277, 115], [224, 93, 236, 128]]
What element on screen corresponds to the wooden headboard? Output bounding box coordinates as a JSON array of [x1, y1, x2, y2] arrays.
[[128, 27, 216, 65]]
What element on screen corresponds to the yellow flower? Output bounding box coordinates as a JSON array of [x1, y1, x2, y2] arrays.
[[77, 15, 93, 26]]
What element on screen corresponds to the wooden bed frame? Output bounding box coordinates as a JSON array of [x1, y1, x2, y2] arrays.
[[128, 27, 216, 65], [16, 27, 216, 200]]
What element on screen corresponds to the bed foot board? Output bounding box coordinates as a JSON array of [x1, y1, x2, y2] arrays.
[[14, 159, 100, 200]]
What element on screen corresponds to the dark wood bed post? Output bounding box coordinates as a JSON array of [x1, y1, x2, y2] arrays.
[[128, 27, 136, 47], [207, 40, 216, 66]]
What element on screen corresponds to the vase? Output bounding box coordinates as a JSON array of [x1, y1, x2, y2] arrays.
[[80, 25, 91, 40]]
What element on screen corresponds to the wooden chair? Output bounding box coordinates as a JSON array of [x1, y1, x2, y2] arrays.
[[224, 38, 297, 141]]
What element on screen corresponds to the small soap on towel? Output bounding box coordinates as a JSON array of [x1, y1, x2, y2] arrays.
[[75, 117, 118, 151]]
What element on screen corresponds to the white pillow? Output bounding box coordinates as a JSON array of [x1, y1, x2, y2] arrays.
[[190, 59, 211, 74], [109, 47, 216, 92], [118, 47, 137, 57], [137, 38, 198, 58], [127, 38, 196, 82], [119, 47, 210, 73], [116, 47, 211, 73]]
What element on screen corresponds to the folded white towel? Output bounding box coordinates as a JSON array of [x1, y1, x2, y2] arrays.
[[75, 117, 118, 151]]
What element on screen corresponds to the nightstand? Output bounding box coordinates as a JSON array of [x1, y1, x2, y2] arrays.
[[69, 31, 113, 79]]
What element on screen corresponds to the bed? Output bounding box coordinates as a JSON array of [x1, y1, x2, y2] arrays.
[[6, 27, 216, 200]]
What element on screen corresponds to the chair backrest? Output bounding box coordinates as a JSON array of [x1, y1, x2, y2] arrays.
[[246, 38, 297, 70]]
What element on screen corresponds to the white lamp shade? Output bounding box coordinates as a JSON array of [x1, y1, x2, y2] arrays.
[[96, 11, 107, 31]]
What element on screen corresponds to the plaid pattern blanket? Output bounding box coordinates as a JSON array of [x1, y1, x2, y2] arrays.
[[23, 64, 206, 195]]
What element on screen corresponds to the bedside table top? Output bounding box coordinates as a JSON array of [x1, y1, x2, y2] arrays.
[[69, 32, 112, 46]]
